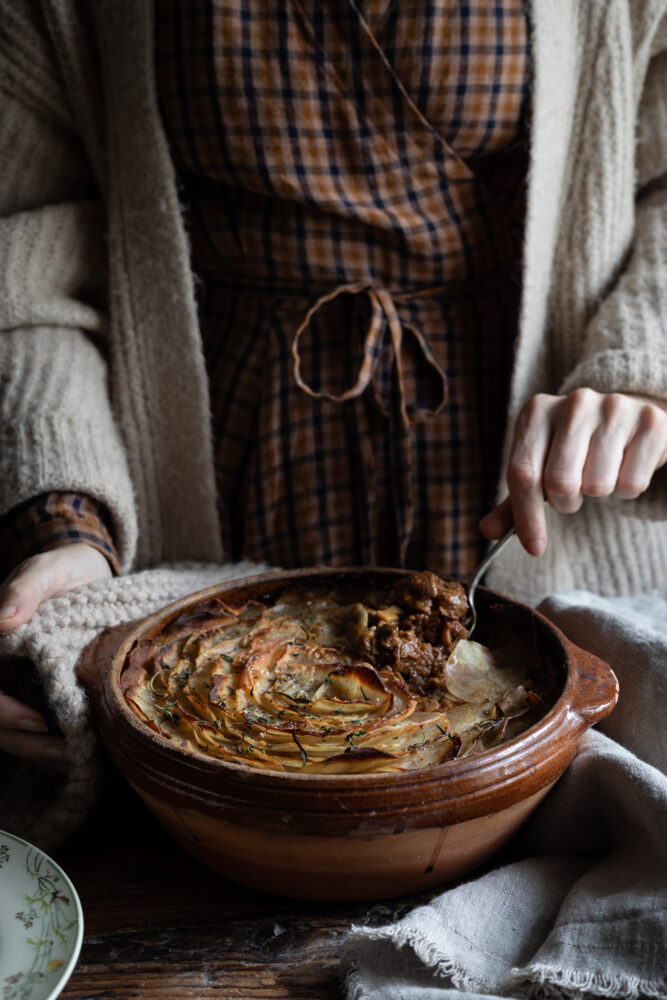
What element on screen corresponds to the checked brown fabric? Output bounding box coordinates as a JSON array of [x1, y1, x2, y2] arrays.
[[0, 493, 120, 582], [0, 1, 529, 582]]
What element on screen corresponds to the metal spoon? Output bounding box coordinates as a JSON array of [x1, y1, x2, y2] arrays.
[[466, 526, 516, 641]]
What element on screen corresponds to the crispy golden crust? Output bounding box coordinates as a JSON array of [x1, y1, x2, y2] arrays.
[[123, 575, 554, 773]]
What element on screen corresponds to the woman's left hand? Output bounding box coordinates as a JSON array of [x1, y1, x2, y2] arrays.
[[480, 389, 667, 556]]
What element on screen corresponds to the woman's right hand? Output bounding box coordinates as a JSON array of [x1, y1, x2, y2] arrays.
[[0, 544, 112, 770]]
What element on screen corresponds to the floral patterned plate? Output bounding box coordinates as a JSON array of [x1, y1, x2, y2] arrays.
[[0, 832, 83, 1000]]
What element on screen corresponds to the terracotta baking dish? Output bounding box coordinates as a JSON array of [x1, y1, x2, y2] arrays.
[[76, 568, 618, 901]]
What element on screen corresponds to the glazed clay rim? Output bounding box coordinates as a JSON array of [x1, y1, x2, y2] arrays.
[[98, 568, 613, 806]]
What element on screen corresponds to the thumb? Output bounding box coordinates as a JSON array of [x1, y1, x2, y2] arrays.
[[479, 496, 514, 541], [0, 544, 112, 632]]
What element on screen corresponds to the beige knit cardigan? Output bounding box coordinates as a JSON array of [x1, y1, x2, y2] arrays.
[[1, 0, 667, 606]]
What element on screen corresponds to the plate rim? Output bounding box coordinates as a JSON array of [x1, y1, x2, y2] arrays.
[[0, 829, 84, 1000]]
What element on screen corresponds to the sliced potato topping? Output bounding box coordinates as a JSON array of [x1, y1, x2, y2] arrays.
[[122, 579, 555, 773]]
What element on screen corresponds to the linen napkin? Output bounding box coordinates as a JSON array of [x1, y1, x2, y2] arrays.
[[0, 560, 273, 850], [342, 591, 667, 1000]]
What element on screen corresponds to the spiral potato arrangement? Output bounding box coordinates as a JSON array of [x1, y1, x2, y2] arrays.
[[123, 578, 550, 773]]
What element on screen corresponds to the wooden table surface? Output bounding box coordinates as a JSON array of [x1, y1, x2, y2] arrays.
[[54, 772, 424, 1000]]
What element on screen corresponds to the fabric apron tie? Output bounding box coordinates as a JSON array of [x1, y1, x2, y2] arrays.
[[291, 281, 448, 427]]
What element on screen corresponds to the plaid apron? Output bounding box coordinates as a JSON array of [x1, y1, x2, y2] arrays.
[[156, 0, 529, 577]]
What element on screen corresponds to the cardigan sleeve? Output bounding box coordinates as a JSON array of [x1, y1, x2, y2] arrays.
[[0, 6, 138, 569], [559, 18, 667, 402]]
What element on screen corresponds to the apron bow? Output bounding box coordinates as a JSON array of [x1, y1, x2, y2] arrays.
[[292, 282, 448, 426]]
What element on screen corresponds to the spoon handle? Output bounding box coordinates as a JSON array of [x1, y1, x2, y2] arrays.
[[468, 526, 517, 606]]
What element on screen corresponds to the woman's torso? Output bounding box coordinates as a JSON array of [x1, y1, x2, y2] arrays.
[[155, 0, 530, 577]]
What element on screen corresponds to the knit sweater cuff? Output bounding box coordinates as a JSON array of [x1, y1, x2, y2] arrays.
[[0, 412, 137, 573], [559, 347, 667, 402]]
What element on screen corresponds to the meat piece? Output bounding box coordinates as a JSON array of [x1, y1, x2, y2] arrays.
[[389, 571, 469, 621], [356, 572, 470, 697]]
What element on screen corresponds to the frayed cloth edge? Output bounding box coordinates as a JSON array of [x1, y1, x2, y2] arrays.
[[343, 924, 491, 994], [510, 963, 667, 1000], [341, 934, 667, 1000], [342, 960, 371, 1000]]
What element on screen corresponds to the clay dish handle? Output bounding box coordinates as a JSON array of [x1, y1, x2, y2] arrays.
[[561, 635, 618, 728], [75, 621, 141, 707]]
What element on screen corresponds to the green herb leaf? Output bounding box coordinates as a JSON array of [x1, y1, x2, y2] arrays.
[[291, 731, 308, 767]]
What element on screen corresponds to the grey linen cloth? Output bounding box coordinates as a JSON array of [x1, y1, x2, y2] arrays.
[[342, 591, 667, 1000]]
